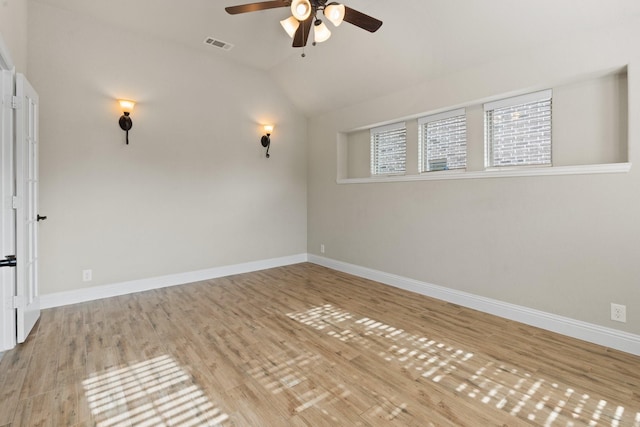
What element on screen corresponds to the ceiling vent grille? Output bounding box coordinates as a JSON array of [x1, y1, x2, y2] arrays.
[[203, 37, 234, 51]]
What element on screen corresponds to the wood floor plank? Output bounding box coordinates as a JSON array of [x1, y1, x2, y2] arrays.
[[0, 328, 36, 373], [17, 333, 58, 401], [1, 263, 639, 426], [11, 391, 54, 427], [0, 367, 27, 425], [51, 380, 79, 426]]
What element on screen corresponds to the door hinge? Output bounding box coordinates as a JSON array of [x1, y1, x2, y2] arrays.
[[13, 296, 25, 309], [10, 96, 21, 110], [12, 196, 18, 209]]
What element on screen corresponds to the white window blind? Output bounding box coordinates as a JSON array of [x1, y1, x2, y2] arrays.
[[418, 108, 466, 172], [371, 122, 406, 175], [485, 89, 552, 168]]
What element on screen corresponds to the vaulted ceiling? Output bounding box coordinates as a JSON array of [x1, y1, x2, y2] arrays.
[[32, 0, 640, 116]]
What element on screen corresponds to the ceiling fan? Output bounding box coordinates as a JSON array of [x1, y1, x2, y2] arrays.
[[225, 0, 382, 53]]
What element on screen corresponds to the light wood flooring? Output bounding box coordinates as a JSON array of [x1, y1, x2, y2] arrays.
[[1, 263, 639, 426]]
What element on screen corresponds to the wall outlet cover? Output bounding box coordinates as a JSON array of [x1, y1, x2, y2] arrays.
[[611, 303, 626, 323]]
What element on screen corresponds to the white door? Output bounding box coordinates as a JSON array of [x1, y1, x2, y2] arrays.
[[15, 73, 40, 343], [0, 65, 16, 351]]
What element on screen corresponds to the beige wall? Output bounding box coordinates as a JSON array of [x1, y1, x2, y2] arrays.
[[553, 72, 628, 166], [308, 19, 640, 334], [0, 0, 28, 72], [29, 2, 307, 294]]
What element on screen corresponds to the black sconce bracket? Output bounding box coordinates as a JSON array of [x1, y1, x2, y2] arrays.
[[119, 112, 133, 145], [261, 134, 271, 158]]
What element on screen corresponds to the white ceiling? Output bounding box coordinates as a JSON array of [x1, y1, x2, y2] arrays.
[[32, 0, 640, 116]]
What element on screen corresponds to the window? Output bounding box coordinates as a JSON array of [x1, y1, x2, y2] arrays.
[[484, 89, 552, 168], [370, 122, 406, 175], [419, 108, 466, 172]]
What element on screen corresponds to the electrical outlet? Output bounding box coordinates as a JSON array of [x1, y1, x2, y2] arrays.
[[320, 244, 325, 254], [82, 269, 92, 282], [611, 303, 626, 323]]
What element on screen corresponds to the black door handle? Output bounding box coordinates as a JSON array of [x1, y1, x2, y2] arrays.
[[37, 214, 47, 222], [0, 255, 16, 268]]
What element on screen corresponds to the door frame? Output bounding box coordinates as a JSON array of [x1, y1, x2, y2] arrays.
[[0, 33, 16, 352]]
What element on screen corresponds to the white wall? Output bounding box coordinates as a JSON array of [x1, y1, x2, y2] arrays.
[[0, 0, 27, 72], [307, 19, 640, 335], [28, 2, 307, 294]]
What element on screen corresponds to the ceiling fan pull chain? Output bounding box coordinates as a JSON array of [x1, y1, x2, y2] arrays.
[[301, 22, 307, 57]]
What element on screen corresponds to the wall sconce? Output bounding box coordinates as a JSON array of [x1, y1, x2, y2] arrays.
[[261, 125, 273, 158], [118, 99, 135, 145]]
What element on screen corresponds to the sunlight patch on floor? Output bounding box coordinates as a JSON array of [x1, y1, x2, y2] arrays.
[[83, 355, 229, 427], [287, 303, 640, 426], [246, 350, 322, 395], [245, 346, 407, 421]]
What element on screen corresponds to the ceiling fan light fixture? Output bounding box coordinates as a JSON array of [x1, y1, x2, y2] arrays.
[[280, 15, 300, 38], [313, 19, 331, 43], [324, 3, 345, 27], [291, 0, 312, 21], [225, 1, 383, 53]]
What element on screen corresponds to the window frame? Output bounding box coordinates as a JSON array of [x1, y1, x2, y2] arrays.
[[484, 89, 553, 169], [370, 122, 407, 176], [418, 108, 467, 173]]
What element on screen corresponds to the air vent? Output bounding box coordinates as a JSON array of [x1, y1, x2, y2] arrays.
[[203, 37, 234, 51]]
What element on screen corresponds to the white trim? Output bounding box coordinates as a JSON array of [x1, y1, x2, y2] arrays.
[[338, 162, 631, 184], [418, 108, 466, 125], [484, 89, 553, 111], [308, 255, 640, 356], [370, 121, 405, 134], [40, 253, 308, 309]]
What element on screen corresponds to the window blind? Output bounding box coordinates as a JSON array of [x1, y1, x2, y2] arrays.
[[485, 90, 552, 168], [418, 109, 466, 172], [370, 123, 406, 175]]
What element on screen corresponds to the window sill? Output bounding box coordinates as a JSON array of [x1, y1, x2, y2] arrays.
[[337, 162, 632, 184]]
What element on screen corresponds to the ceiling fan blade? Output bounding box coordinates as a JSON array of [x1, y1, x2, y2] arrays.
[[225, 1, 289, 15], [343, 6, 383, 33], [292, 16, 313, 48]]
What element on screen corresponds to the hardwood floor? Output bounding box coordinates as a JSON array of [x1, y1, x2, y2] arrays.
[[1, 263, 639, 426]]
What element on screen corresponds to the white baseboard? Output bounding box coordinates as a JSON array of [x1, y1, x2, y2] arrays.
[[39, 252, 640, 356], [308, 254, 640, 356], [40, 253, 308, 309]]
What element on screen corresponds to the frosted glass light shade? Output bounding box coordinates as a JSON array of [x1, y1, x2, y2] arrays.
[[291, 0, 312, 21], [314, 21, 331, 43], [264, 125, 274, 134], [119, 99, 135, 114], [324, 4, 345, 26], [280, 16, 300, 38]]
